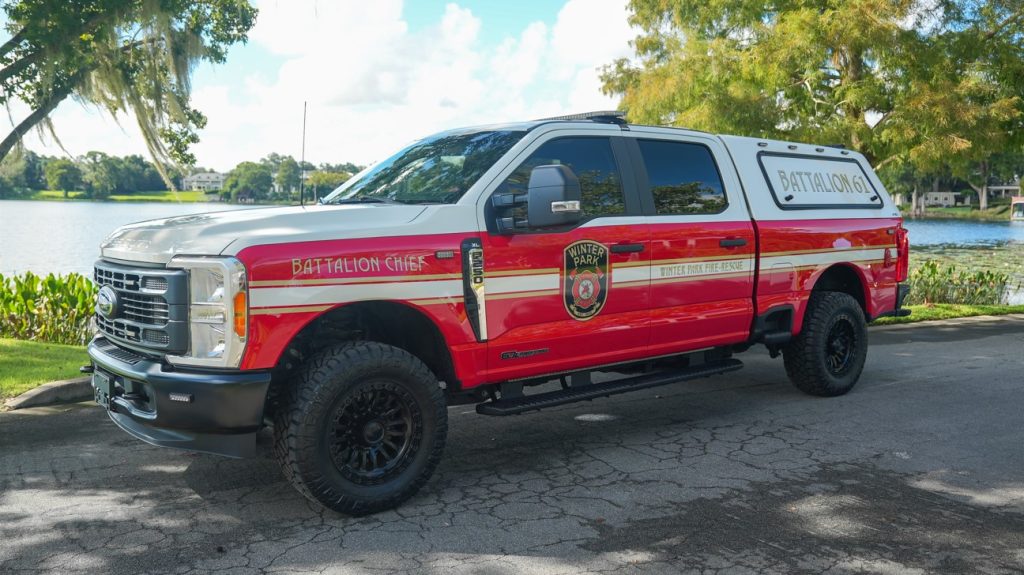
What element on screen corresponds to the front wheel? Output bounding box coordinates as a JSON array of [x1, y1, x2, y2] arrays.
[[783, 291, 868, 397], [273, 342, 447, 515]]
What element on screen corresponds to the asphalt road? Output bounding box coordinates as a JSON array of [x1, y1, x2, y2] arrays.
[[2, 315, 1023, 574]]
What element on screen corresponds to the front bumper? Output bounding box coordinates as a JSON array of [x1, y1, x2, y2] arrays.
[[87, 337, 272, 458]]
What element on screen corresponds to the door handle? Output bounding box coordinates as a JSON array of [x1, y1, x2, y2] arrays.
[[611, 243, 645, 254], [719, 238, 748, 248]]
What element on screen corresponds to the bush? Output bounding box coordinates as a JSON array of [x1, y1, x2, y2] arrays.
[[0, 272, 97, 345], [906, 260, 1011, 306]]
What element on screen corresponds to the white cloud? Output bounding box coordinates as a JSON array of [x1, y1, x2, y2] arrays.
[[16, 0, 634, 172]]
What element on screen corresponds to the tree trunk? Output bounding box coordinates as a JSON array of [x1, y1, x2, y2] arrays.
[[911, 184, 920, 218], [978, 160, 990, 211]]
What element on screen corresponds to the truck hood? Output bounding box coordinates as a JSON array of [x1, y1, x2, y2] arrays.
[[100, 204, 428, 265]]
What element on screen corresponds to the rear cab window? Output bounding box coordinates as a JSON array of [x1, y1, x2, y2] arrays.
[[635, 139, 727, 215]]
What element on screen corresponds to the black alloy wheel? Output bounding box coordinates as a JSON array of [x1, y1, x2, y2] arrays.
[[328, 381, 421, 485], [824, 316, 858, 377], [273, 342, 448, 516], [783, 291, 868, 397]]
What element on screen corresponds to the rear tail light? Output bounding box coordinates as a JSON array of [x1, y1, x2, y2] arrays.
[[895, 226, 910, 282]]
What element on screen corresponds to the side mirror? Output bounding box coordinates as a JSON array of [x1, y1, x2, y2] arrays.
[[525, 164, 581, 228]]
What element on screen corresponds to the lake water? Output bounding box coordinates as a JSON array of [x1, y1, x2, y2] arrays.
[[0, 200, 259, 277], [1, 199, 1022, 277], [902, 219, 1024, 247]]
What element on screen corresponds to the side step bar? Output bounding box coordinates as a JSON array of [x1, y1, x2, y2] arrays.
[[476, 358, 743, 416]]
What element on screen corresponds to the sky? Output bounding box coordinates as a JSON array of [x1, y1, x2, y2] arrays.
[[8, 0, 636, 172]]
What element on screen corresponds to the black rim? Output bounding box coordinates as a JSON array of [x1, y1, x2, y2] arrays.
[[825, 316, 857, 376], [328, 381, 421, 485]]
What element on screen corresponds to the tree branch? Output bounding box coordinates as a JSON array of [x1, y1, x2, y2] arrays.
[[0, 27, 27, 60], [873, 154, 899, 171], [0, 49, 44, 87], [984, 9, 1024, 40], [0, 74, 82, 161], [0, 12, 122, 90]]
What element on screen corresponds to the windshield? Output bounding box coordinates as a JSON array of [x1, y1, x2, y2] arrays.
[[322, 129, 525, 205]]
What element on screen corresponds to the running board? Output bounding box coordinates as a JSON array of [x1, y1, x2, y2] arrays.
[[476, 359, 743, 416]]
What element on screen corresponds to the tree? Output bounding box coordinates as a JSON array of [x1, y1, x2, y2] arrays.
[[275, 157, 301, 196], [43, 158, 81, 196], [602, 0, 1024, 171], [320, 162, 363, 174], [80, 151, 119, 199], [0, 0, 257, 183], [306, 170, 351, 201], [223, 161, 272, 201]]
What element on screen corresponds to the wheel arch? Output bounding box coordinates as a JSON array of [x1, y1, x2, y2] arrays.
[[806, 263, 870, 317], [265, 300, 460, 400]]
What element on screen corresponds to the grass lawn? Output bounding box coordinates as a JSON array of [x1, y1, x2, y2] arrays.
[[873, 303, 1024, 326], [0, 338, 87, 399], [32, 189, 209, 202]]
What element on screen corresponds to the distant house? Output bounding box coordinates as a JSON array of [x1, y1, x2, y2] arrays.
[[182, 171, 226, 192], [922, 191, 958, 207]]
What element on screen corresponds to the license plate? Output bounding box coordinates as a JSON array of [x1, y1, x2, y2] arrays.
[[92, 371, 113, 407]]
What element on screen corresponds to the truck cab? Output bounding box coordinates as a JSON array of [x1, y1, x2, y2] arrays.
[[88, 112, 910, 515]]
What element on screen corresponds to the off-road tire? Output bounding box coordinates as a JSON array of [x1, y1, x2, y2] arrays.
[[273, 341, 447, 515], [783, 291, 868, 397]]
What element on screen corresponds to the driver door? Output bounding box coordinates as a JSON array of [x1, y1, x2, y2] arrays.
[[479, 135, 651, 382]]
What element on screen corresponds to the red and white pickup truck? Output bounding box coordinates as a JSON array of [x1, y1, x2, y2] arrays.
[[89, 111, 910, 514]]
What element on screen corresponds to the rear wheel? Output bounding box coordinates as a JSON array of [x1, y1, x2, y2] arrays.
[[783, 291, 868, 397], [273, 342, 447, 515]]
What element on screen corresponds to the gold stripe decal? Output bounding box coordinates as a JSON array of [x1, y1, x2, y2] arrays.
[[251, 272, 461, 288], [247, 245, 890, 311], [251, 304, 332, 316]]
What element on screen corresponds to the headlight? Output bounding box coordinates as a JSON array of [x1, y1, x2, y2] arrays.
[[166, 256, 247, 368]]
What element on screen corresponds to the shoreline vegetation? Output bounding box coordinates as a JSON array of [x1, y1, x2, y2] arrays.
[[6, 189, 287, 204], [899, 202, 1017, 222]]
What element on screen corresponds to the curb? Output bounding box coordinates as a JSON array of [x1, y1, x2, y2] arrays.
[[4, 376, 92, 411], [871, 312, 1024, 331]]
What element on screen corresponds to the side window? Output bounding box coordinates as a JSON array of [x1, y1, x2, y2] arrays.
[[503, 137, 626, 218], [637, 139, 727, 215]]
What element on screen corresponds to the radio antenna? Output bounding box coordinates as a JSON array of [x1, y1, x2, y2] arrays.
[[299, 101, 307, 206]]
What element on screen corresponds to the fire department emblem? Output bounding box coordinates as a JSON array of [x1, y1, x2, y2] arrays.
[[563, 240, 609, 321]]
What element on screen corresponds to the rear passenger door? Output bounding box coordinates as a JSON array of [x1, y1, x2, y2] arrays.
[[480, 134, 651, 382], [626, 135, 756, 355]]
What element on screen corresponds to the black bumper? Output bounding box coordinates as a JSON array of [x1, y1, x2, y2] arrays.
[[895, 283, 912, 316], [87, 338, 271, 458], [873, 284, 912, 320]]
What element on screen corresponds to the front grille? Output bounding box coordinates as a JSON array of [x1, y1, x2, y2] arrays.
[[96, 315, 141, 343], [94, 267, 142, 291], [120, 293, 169, 325], [93, 260, 188, 354]]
